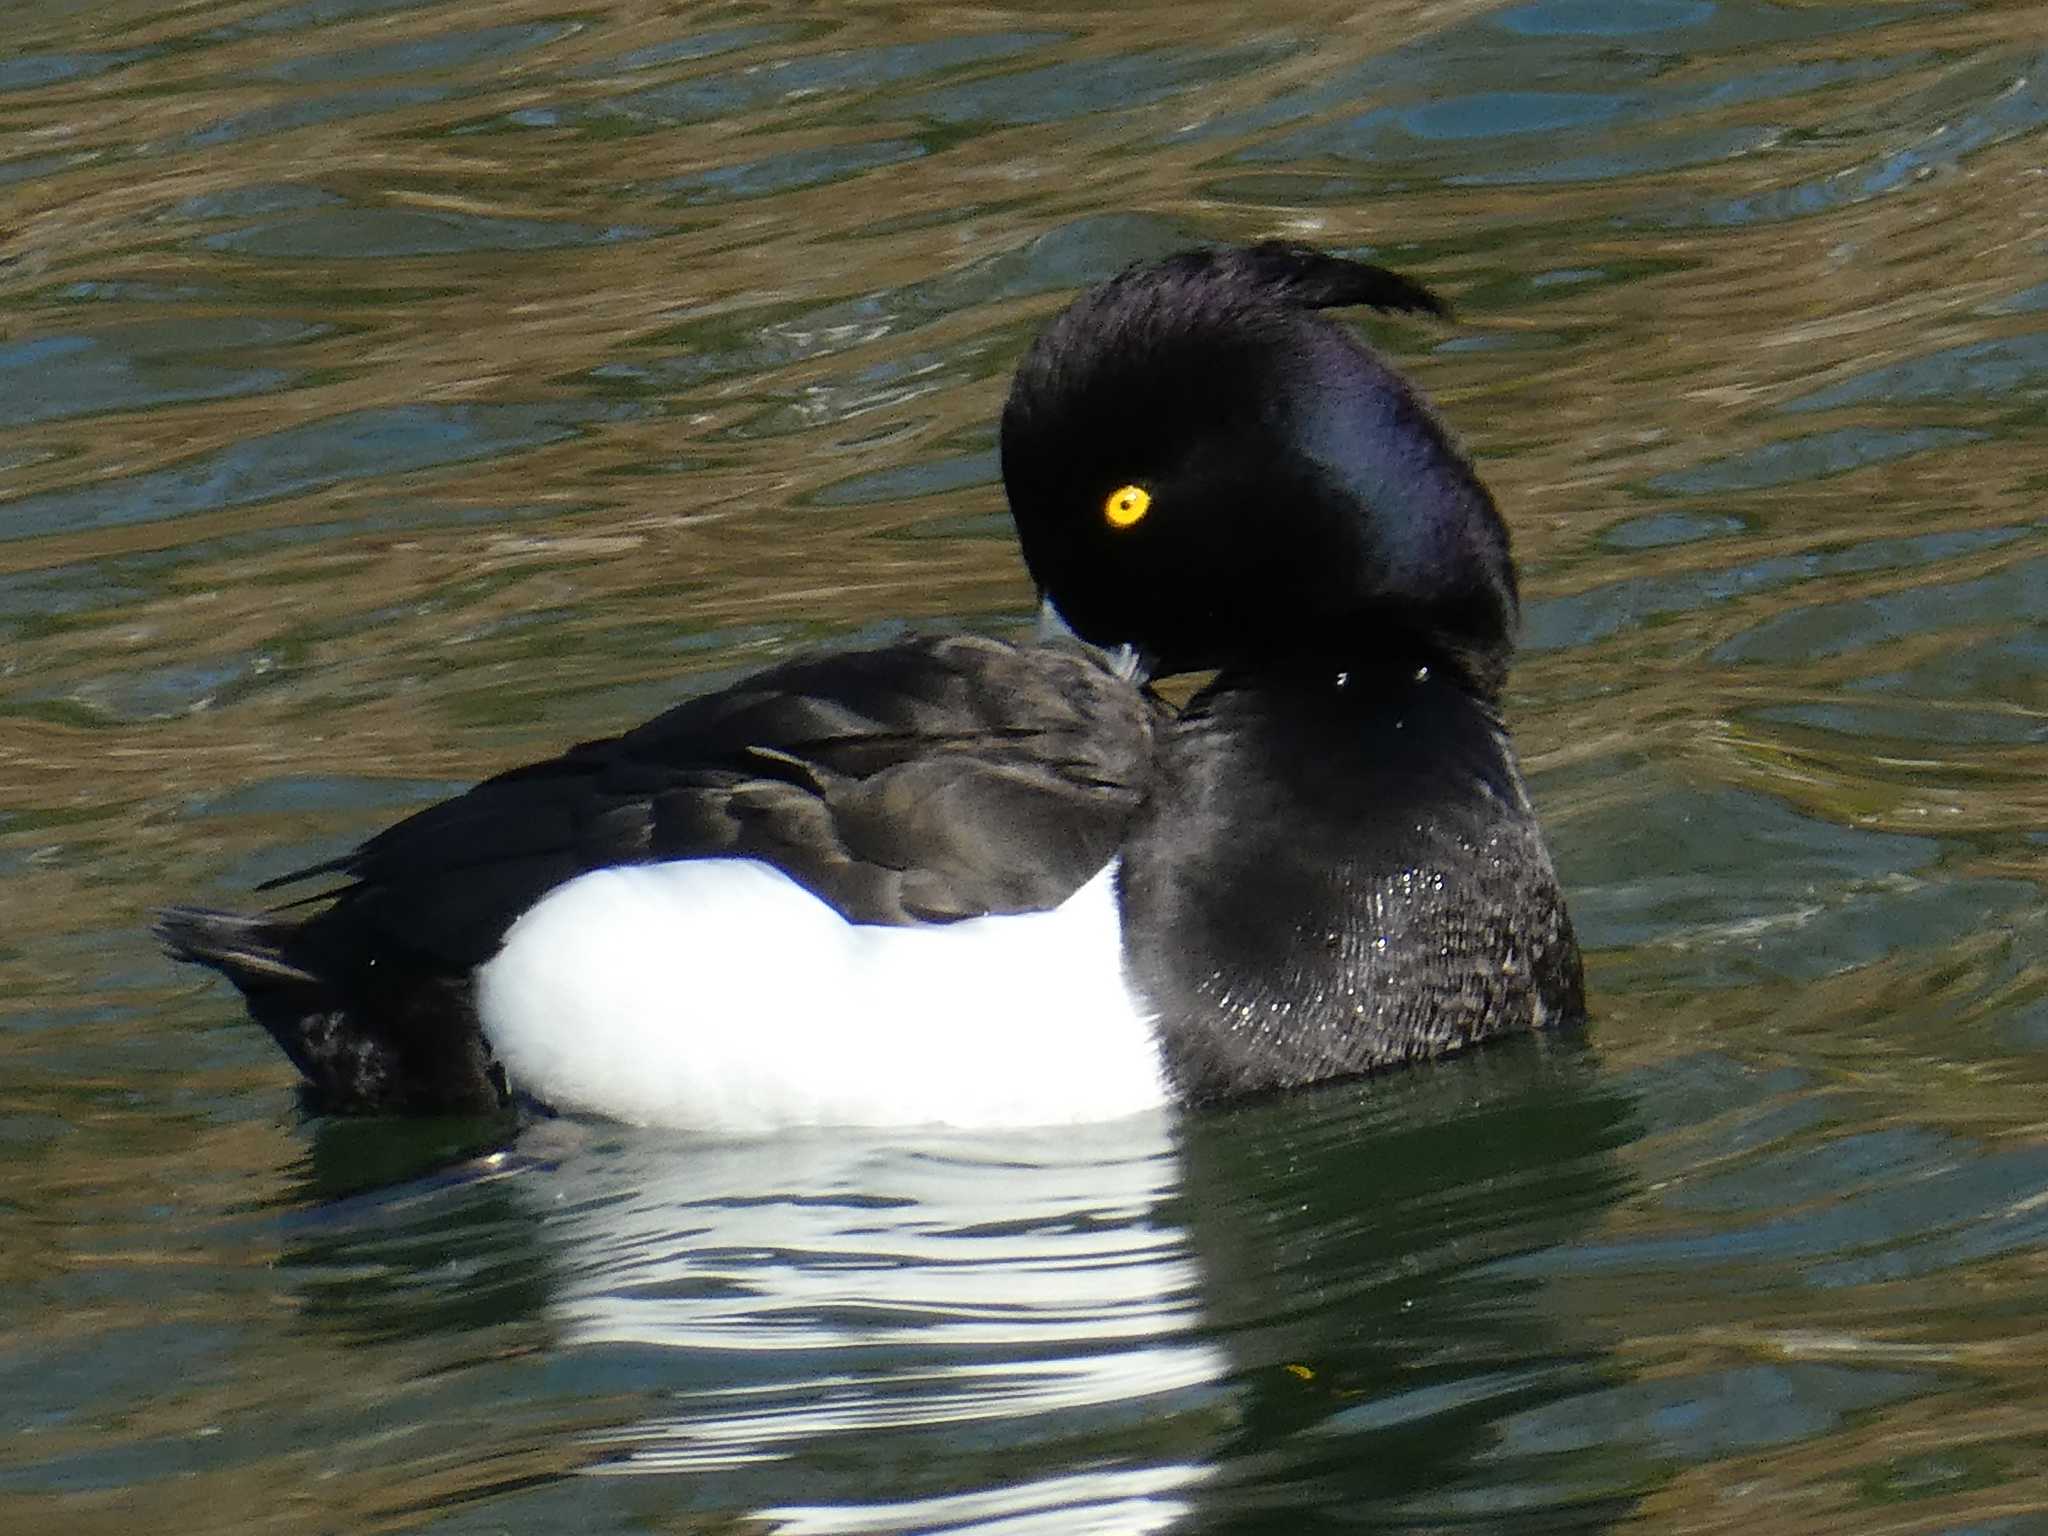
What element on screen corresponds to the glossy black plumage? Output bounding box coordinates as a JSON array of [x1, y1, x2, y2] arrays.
[[162, 238, 1586, 1120], [996, 241, 1581, 1099], [1001, 244, 1516, 692]]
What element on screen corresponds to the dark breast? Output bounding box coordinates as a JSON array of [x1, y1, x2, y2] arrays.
[[1115, 668, 1585, 1100]]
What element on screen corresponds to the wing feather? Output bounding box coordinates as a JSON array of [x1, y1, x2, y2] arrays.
[[277, 634, 1160, 972]]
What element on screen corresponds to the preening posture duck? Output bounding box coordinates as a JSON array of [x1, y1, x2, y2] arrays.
[[160, 242, 1585, 1132]]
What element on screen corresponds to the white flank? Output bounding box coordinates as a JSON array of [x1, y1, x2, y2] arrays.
[[475, 858, 1166, 1133]]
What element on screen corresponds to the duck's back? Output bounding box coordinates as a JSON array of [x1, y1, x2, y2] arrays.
[[160, 634, 1163, 1116]]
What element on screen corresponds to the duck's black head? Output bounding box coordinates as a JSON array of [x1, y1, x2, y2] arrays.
[[1000, 242, 1519, 697]]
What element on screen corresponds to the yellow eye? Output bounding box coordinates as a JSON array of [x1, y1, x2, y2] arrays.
[[1103, 483, 1152, 529]]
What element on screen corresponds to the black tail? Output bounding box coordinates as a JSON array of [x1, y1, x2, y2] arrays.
[[158, 906, 317, 985], [158, 906, 509, 1116]]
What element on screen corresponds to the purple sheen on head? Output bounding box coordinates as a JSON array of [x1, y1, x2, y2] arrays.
[[1290, 326, 1517, 637], [1001, 243, 1520, 692]]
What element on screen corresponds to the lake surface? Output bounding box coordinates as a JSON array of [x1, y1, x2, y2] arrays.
[[5, 0, 2048, 1530]]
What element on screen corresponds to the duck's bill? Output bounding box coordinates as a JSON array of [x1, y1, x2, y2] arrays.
[[1035, 597, 1153, 683]]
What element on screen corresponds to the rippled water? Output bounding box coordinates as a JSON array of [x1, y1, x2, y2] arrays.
[[5, 0, 2047, 1530]]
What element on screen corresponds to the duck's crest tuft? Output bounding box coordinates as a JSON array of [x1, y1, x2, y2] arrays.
[[1188, 240, 1451, 320]]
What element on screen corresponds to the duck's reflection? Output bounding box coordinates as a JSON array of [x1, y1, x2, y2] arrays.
[[1170, 1036, 1639, 1528], [511, 1111, 1227, 1527], [285, 1038, 1634, 1532]]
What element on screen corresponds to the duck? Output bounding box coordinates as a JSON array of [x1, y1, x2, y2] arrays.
[[159, 241, 1585, 1133]]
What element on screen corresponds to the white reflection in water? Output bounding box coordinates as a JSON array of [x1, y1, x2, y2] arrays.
[[505, 1112, 1225, 1528], [764, 1463, 1216, 1535]]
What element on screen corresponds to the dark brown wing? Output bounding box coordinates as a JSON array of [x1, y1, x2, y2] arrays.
[[279, 633, 1162, 972]]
